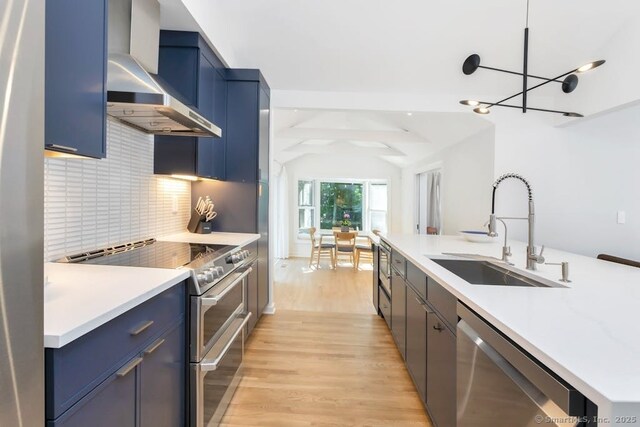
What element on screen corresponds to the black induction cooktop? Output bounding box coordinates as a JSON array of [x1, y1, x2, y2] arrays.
[[62, 240, 235, 269]]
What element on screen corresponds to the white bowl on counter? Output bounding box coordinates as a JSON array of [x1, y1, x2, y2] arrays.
[[459, 230, 497, 243]]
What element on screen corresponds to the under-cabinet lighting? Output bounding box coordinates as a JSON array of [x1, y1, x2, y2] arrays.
[[170, 174, 199, 181]]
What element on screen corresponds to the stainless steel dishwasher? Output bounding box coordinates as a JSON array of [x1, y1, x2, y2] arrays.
[[457, 303, 592, 427]]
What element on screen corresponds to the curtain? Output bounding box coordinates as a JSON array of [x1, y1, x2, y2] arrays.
[[427, 171, 442, 234], [274, 165, 290, 259]]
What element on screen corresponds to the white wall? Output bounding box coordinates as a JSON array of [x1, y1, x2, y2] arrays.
[[284, 154, 402, 257], [401, 127, 496, 235], [493, 103, 640, 260], [554, 17, 640, 118]]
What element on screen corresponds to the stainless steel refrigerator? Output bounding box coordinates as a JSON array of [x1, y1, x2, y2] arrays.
[[0, 0, 44, 425]]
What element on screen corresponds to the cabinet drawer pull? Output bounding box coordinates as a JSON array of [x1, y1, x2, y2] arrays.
[[117, 357, 143, 378], [419, 299, 434, 314], [45, 143, 78, 153], [143, 338, 165, 355], [433, 323, 446, 332], [130, 320, 154, 336]]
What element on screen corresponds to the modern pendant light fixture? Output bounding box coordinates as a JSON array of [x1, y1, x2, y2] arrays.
[[459, 0, 605, 118]]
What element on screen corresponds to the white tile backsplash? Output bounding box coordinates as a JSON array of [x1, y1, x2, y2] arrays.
[[44, 119, 191, 261]]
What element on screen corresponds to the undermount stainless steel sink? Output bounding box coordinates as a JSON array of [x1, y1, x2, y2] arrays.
[[428, 256, 566, 288]]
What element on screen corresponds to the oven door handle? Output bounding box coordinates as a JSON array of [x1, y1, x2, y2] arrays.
[[200, 312, 252, 372], [202, 267, 252, 307]]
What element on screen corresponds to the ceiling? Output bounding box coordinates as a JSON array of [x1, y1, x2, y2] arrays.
[[162, 0, 639, 168], [177, 0, 639, 98], [274, 109, 493, 167]]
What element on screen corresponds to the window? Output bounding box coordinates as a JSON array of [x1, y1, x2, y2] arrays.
[[320, 182, 363, 230], [297, 179, 388, 235], [298, 180, 315, 230], [368, 182, 388, 233]]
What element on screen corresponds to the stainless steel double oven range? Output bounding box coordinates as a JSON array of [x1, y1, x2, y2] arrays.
[[60, 238, 256, 426]]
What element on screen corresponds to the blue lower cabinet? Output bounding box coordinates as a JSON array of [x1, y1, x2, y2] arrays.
[[46, 283, 187, 426], [47, 365, 137, 427], [140, 321, 185, 427]]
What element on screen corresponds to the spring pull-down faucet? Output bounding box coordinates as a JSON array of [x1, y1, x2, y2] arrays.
[[488, 173, 545, 270]]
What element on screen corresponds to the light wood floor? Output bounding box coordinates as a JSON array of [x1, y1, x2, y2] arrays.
[[221, 257, 433, 426], [273, 258, 377, 315]]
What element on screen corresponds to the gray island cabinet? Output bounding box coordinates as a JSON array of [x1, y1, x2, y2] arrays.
[[375, 236, 602, 427], [377, 242, 456, 427]]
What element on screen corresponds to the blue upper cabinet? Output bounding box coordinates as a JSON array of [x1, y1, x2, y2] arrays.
[[154, 31, 226, 180], [45, 0, 107, 159], [224, 69, 270, 184]]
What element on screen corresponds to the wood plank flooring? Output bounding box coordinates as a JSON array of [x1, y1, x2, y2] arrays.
[[273, 258, 377, 315], [221, 257, 433, 426]]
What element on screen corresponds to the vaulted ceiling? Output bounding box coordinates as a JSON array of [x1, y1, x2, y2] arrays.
[[273, 109, 492, 167]]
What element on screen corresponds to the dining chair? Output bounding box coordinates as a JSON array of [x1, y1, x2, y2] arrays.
[[309, 227, 335, 269], [334, 231, 357, 267], [355, 235, 373, 269]]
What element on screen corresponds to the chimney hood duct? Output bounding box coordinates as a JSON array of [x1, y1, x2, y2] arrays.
[[106, 0, 221, 138]]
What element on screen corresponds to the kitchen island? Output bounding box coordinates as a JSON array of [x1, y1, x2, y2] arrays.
[[381, 233, 640, 425]]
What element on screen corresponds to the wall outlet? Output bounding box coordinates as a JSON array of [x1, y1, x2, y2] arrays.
[[617, 211, 626, 224], [172, 196, 178, 214]]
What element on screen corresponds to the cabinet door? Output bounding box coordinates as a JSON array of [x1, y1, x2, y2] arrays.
[[426, 312, 456, 427], [157, 46, 199, 107], [210, 69, 227, 180], [139, 321, 185, 427], [390, 269, 406, 359], [225, 81, 259, 183], [246, 261, 259, 337], [258, 87, 270, 182], [198, 53, 214, 118], [373, 244, 380, 313], [406, 287, 427, 402], [49, 359, 137, 427], [257, 183, 269, 319], [45, 0, 106, 158]]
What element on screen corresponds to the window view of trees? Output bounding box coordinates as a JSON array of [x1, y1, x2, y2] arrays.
[[319, 182, 363, 230]]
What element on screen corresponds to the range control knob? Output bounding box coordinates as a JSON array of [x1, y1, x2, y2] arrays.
[[205, 271, 214, 282], [244, 250, 251, 259], [214, 266, 225, 277], [196, 273, 207, 284], [232, 254, 240, 263]]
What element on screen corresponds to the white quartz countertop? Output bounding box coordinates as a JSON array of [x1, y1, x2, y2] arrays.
[[159, 231, 260, 247], [381, 233, 640, 424], [44, 263, 190, 349]]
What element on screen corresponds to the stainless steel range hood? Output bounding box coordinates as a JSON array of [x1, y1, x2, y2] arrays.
[[107, 0, 221, 137]]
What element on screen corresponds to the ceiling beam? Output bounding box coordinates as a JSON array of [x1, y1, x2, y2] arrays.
[[276, 127, 429, 143], [283, 142, 405, 156]]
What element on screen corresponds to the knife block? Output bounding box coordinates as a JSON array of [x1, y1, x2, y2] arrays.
[[195, 222, 212, 234], [187, 210, 205, 233]]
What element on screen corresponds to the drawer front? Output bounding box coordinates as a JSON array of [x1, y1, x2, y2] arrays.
[[391, 249, 406, 277], [46, 283, 185, 419], [427, 277, 457, 332], [47, 359, 137, 427], [406, 262, 427, 301], [379, 288, 391, 330]]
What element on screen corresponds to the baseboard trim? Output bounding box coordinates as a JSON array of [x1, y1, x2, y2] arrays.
[[263, 303, 276, 315]]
